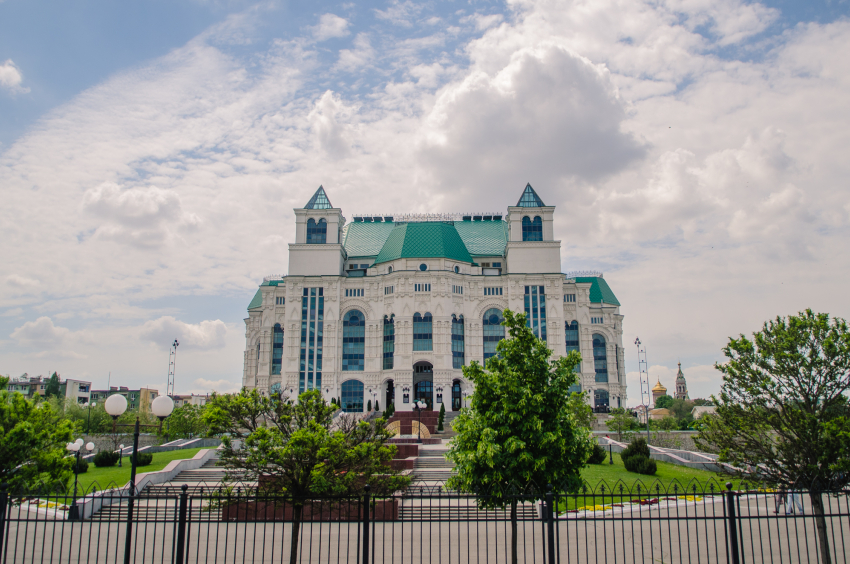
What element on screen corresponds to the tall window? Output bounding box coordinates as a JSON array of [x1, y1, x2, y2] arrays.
[[383, 315, 395, 370], [299, 287, 324, 393], [306, 218, 327, 244], [341, 379, 364, 413], [272, 323, 283, 375], [594, 389, 609, 408], [343, 310, 365, 371], [521, 216, 543, 241], [452, 315, 465, 369], [413, 313, 433, 351], [565, 321, 581, 393], [593, 333, 608, 382], [483, 308, 505, 362], [524, 285, 547, 341]]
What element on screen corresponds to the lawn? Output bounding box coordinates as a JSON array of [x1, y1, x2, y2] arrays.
[[73, 447, 209, 493]]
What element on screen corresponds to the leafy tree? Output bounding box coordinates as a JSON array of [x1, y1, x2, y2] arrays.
[[447, 310, 592, 564], [657, 416, 678, 432], [695, 310, 850, 564], [204, 389, 410, 564], [63, 399, 113, 434], [605, 407, 636, 441], [160, 404, 207, 440], [0, 391, 76, 490], [668, 398, 695, 421], [565, 390, 594, 429], [44, 372, 62, 398], [692, 398, 713, 406], [654, 395, 673, 409], [0, 375, 9, 389]]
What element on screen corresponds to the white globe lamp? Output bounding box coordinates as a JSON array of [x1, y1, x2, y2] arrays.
[[151, 395, 175, 419], [104, 394, 128, 417]]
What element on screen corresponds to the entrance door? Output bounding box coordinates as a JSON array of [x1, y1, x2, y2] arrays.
[[414, 381, 433, 410], [451, 381, 462, 411], [385, 380, 394, 409]]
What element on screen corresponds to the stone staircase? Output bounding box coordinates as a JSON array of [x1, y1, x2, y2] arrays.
[[411, 447, 455, 483]]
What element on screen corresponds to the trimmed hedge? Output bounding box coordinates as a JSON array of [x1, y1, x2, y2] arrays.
[[74, 458, 89, 474], [131, 452, 153, 466], [93, 451, 120, 468], [587, 444, 608, 464], [621, 437, 656, 475]]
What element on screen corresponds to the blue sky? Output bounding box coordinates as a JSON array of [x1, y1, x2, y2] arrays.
[[2, 0, 850, 401]]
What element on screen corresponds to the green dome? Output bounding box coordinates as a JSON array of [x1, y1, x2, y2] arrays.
[[374, 222, 474, 265]]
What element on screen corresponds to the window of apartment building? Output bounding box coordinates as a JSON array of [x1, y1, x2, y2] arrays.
[[383, 315, 395, 370], [484, 287, 503, 296], [414, 283, 431, 292], [300, 287, 324, 393], [591, 317, 604, 324], [342, 310, 365, 371], [564, 293, 576, 303], [565, 320, 581, 392], [384, 286, 394, 295], [345, 289, 364, 297], [452, 285, 463, 295], [276, 297, 285, 305], [524, 285, 547, 341], [413, 312, 433, 351], [272, 323, 283, 375], [306, 218, 327, 244], [521, 216, 543, 241], [452, 315, 465, 369], [593, 334, 608, 382]]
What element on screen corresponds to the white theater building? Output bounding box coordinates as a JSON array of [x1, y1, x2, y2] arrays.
[[242, 185, 627, 413]]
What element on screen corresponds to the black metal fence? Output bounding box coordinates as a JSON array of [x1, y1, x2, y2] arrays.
[[1, 480, 848, 563]]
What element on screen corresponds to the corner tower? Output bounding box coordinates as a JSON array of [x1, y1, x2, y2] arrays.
[[504, 183, 561, 273], [288, 186, 347, 276]]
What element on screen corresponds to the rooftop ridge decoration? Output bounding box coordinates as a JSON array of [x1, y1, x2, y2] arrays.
[[564, 270, 604, 280], [351, 212, 503, 222], [263, 274, 285, 282]]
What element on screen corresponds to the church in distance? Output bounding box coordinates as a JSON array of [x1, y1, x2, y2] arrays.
[[242, 184, 627, 413]]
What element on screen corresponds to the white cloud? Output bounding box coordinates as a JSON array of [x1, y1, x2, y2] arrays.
[[374, 0, 421, 27], [0, 60, 29, 94], [308, 90, 355, 159], [10, 317, 72, 347], [139, 316, 228, 350], [335, 33, 375, 71], [311, 14, 350, 41], [6, 275, 40, 288]]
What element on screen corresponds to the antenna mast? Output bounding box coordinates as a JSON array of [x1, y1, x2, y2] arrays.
[[635, 337, 651, 444], [166, 339, 179, 398]]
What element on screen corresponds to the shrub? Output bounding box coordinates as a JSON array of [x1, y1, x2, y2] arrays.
[[131, 452, 153, 466], [621, 437, 650, 462], [367, 400, 372, 412], [587, 443, 607, 464], [623, 454, 657, 475], [93, 451, 120, 468], [74, 457, 89, 474], [437, 402, 446, 431], [382, 402, 395, 420], [375, 400, 379, 412]]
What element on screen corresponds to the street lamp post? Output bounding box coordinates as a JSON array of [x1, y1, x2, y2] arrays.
[[118, 444, 125, 467], [66, 439, 95, 520], [104, 393, 174, 564], [85, 401, 97, 434], [414, 401, 426, 443]]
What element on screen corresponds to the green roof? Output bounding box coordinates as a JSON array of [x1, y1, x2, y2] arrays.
[[341, 220, 396, 258], [453, 220, 508, 256], [374, 222, 474, 265], [342, 219, 507, 260], [247, 288, 263, 310], [575, 277, 620, 306]]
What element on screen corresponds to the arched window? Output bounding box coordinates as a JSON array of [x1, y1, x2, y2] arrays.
[[306, 218, 327, 244], [454, 265, 460, 273], [413, 312, 433, 351], [452, 315, 465, 369], [342, 310, 365, 371], [383, 315, 395, 370], [565, 321, 581, 393], [483, 308, 505, 362], [388, 266, 393, 274], [451, 380, 462, 411], [272, 323, 283, 375], [341, 379, 364, 412], [522, 216, 543, 241], [593, 333, 608, 382]]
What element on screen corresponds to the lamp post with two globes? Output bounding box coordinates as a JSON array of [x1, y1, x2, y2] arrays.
[[104, 393, 174, 564], [66, 438, 95, 520], [414, 400, 426, 444]]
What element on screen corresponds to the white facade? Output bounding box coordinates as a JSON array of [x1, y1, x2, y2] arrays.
[[242, 185, 627, 412]]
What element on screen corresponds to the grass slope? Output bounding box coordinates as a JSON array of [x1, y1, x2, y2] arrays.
[[74, 448, 208, 492]]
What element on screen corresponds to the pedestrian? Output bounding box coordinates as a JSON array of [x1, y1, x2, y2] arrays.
[[773, 485, 786, 514], [787, 489, 803, 515]]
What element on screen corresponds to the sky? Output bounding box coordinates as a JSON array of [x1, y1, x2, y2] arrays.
[[2, 0, 850, 404]]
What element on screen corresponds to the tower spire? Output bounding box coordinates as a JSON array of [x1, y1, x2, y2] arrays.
[[304, 185, 333, 209]]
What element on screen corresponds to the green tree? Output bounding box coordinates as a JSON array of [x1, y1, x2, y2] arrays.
[[565, 391, 594, 429], [654, 395, 673, 409], [692, 398, 713, 406], [160, 404, 207, 440], [437, 402, 445, 431], [0, 391, 76, 490], [63, 398, 113, 434], [668, 398, 695, 421], [204, 389, 410, 564], [657, 416, 678, 432], [605, 407, 636, 441], [44, 372, 62, 398], [695, 310, 850, 564], [447, 310, 592, 564]]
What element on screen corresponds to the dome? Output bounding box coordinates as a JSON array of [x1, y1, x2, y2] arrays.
[[651, 379, 667, 393]]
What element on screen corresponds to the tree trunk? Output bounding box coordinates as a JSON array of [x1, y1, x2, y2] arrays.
[[289, 503, 303, 564], [511, 499, 518, 564], [809, 491, 832, 564]]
